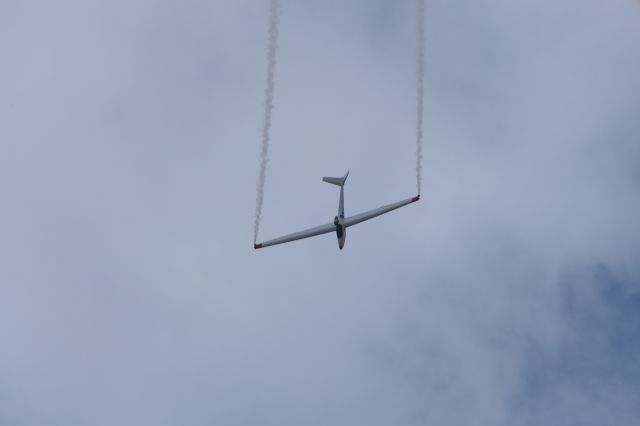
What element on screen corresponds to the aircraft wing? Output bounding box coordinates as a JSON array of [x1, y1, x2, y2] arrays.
[[254, 222, 336, 249], [344, 195, 419, 228]]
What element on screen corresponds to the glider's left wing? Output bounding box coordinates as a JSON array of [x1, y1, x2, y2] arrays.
[[344, 195, 419, 228], [255, 222, 336, 249]]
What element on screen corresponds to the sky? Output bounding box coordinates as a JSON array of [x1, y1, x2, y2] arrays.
[[1, 0, 639, 425]]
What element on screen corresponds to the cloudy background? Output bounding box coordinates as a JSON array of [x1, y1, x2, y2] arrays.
[[1, 0, 639, 424]]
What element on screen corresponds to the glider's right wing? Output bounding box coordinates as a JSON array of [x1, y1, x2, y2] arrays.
[[344, 195, 420, 228], [254, 222, 336, 249]]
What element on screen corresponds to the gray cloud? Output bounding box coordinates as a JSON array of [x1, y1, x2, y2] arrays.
[[1, 0, 639, 425]]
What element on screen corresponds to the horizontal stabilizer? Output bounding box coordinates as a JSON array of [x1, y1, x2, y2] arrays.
[[323, 170, 349, 186]]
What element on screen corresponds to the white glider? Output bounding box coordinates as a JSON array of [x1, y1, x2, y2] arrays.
[[254, 171, 419, 250]]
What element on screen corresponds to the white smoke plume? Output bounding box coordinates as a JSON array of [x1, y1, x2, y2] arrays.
[[416, 0, 425, 195], [254, 0, 280, 244]]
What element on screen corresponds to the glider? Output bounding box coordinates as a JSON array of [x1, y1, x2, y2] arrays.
[[254, 171, 419, 250]]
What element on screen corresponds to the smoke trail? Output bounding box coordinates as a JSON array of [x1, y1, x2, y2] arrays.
[[254, 0, 280, 243], [416, 0, 425, 195]]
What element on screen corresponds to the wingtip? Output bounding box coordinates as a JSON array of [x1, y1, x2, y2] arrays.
[[412, 195, 420, 202], [254, 243, 263, 250]]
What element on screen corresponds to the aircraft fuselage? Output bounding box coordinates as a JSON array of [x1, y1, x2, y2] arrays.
[[335, 183, 346, 249], [334, 215, 346, 250]]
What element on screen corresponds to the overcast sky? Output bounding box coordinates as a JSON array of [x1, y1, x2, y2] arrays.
[[1, 1, 639, 425]]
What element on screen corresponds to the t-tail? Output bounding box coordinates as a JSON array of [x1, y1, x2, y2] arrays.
[[322, 170, 349, 187]]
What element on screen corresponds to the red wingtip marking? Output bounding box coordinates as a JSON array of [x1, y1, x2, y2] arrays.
[[412, 195, 420, 202], [254, 243, 263, 249]]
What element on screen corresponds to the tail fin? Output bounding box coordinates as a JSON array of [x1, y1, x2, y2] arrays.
[[322, 170, 349, 187]]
